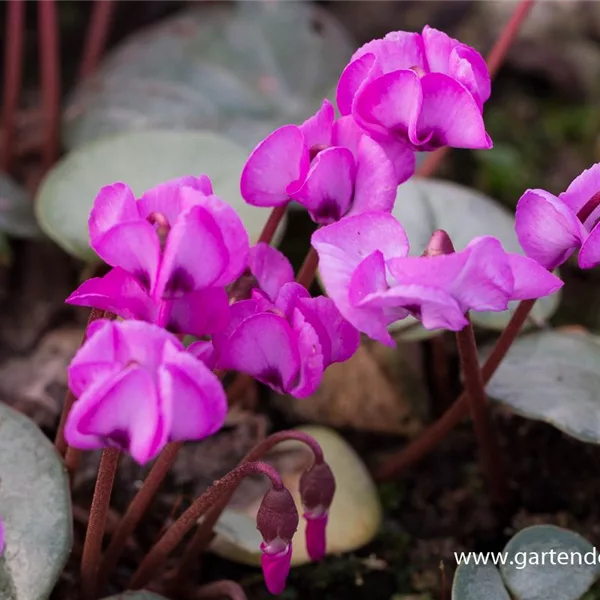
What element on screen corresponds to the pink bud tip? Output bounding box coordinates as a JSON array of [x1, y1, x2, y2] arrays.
[[305, 512, 328, 561], [260, 542, 292, 595], [423, 229, 455, 257]]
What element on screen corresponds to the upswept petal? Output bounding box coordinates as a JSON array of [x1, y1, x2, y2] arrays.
[[421, 25, 453, 73], [299, 100, 335, 149], [92, 221, 161, 291], [240, 125, 310, 207], [88, 182, 138, 243], [416, 73, 491, 150], [559, 162, 600, 225], [578, 221, 600, 269], [288, 147, 355, 224], [351, 31, 425, 74], [331, 115, 364, 157], [215, 313, 301, 393], [66, 267, 156, 322], [336, 53, 380, 117], [450, 46, 490, 109], [515, 189, 585, 270], [507, 254, 564, 299], [274, 282, 311, 320], [212, 298, 261, 344], [168, 287, 230, 337], [288, 308, 324, 398], [248, 243, 294, 302], [156, 206, 228, 298]]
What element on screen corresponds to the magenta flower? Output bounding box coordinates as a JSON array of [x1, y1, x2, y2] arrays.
[[337, 26, 492, 152], [65, 319, 227, 464], [515, 163, 600, 270], [67, 176, 249, 337], [194, 244, 359, 398], [312, 212, 563, 346], [240, 100, 411, 224]]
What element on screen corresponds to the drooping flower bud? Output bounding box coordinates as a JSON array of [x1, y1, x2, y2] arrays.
[[299, 461, 335, 561], [256, 487, 299, 595]]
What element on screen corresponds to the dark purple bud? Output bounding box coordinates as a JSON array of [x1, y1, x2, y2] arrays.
[[422, 229, 455, 257], [257, 486, 299, 552], [299, 461, 335, 516]]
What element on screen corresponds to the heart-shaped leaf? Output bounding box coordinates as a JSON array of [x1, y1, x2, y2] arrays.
[[0, 174, 39, 238], [390, 177, 561, 337], [35, 129, 283, 261], [0, 402, 72, 600], [485, 330, 600, 444], [63, 2, 354, 151], [452, 563, 511, 600], [501, 525, 600, 600], [101, 593, 170, 599]]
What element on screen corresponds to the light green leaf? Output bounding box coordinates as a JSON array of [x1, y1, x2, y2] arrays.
[[35, 129, 283, 260], [485, 330, 600, 444], [0, 174, 40, 238], [501, 525, 600, 600], [63, 2, 354, 151], [390, 177, 561, 336], [452, 563, 511, 600], [0, 403, 72, 600]]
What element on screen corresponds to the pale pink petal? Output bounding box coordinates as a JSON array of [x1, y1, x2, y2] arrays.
[[515, 189, 585, 269], [507, 254, 564, 298], [288, 308, 324, 398], [168, 287, 230, 337], [248, 243, 294, 302], [299, 100, 335, 149], [88, 182, 139, 243], [416, 73, 491, 150], [156, 206, 227, 298], [559, 162, 600, 226], [288, 147, 355, 224], [240, 125, 310, 207], [578, 222, 600, 269]]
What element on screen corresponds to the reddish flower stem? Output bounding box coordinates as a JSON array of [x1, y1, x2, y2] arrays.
[[128, 461, 283, 590], [79, 0, 116, 80], [455, 320, 508, 503], [37, 0, 61, 170], [417, 0, 535, 179], [81, 448, 121, 600], [375, 299, 535, 481], [258, 205, 287, 245], [1, 0, 25, 173], [296, 247, 319, 289]]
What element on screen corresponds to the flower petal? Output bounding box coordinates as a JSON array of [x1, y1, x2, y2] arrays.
[[374, 136, 416, 185], [88, 182, 139, 243], [160, 348, 227, 441], [336, 53, 379, 117], [168, 287, 230, 337], [288, 147, 355, 224], [299, 100, 335, 149], [515, 189, 585, 270], [187, 340, 218, 370], [274, 282, 311, 319], [261, 543, 292, 595], [240, 125, 310, 207], [288, 308, 324, 398], [507, 254, 564, 298], [416, 73, 492, 150], [248, 243, 295, 302], [578, 221, 600, 269], [559, 162, 600, 226], [215, 313, 300, 394], [304, 513, 328, 561], [156, 206, 228, 298]]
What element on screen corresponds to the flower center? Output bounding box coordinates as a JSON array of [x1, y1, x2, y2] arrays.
[[147, 211, 170, 248]]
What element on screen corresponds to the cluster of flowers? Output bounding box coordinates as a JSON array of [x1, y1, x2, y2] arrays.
[[50, 25, 600, 594]]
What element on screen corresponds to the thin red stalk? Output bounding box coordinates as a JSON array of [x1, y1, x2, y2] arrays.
[[171, 430, 324, 594], [375, 299, 535, 481], [417, 0, 535, 179], [1, 0, 25, 172], [37, 0, 61, 170], [258, 205, 287, 245], [455, 321, 508, 503], [79, 0, 116, 80], [128, 461, 283, 590], [81, 448, 121, 600], [429, 335, 453, 414], [296, 246, 319, 289]]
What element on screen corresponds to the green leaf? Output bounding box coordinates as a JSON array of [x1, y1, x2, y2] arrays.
[[101, 593, 170, 599], [501, 525, 600, 600], [0, 403, 72, 600], [390, 177, 561, 337], [485, 330, 600, 444], [0, 174, 40, 238], [35, 129, 282, 260], [63, 2, 354, 151], [452, 563, 510, 600]]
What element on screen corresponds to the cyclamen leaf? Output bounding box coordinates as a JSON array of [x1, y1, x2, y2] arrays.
[[452, 563, 511, 600], [0, 403, 72, 600]]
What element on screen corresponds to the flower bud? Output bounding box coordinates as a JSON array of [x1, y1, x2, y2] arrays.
[[422, 229, 455, 257]]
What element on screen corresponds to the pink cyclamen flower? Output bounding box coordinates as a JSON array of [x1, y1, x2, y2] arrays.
[[337, 26, 492, 152], [191, 243, 360, 398], [67, 176, 249, 337], [241, 100, 412, 224], [515, 163, 600, 270], [65, 319, 227, 464], [312, 212, 563, 346]]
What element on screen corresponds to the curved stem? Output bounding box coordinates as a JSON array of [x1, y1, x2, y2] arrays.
[[375, 299, 535, 481], [96, 442, 183, 594], [258, 205, 288, 245], [128, 461, 283, 590], [81, 448, 121, 600], [171, 430, 323, 594], [455, 320, 508, 503], [79, 0, 116, 80]]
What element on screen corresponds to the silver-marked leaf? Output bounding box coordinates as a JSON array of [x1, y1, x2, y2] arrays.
[[390, 178, 561, 337], [35, 129, 283, 261], [0, 402, 72, 600], [452, 563, 511, 600], [485, 330, 600, 444], [63, 2, 354, 151], [501, 525, 600, 600], [0, 174, 39, 238]]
